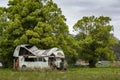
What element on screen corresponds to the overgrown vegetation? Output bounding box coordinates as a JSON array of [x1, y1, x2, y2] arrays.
[[0, 68, 120, 80]]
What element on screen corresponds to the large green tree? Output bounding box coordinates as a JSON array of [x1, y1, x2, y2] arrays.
[[73, 16, 118, 67], [0, 0, 78, 67]]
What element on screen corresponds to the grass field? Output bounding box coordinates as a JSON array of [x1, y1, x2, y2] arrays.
[[0, 67, 120, 80]]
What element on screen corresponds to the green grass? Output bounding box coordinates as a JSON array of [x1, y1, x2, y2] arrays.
[[0, 67, 120, 80]]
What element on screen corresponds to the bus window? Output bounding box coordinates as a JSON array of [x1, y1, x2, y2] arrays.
[[25, 57, 37, 62], [38, 58, 42, 61]]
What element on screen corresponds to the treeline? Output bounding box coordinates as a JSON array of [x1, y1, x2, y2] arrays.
[[0, 0, 119, 68]]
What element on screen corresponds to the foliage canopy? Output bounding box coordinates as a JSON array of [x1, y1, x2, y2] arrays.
[[73, 16, 118, 67]]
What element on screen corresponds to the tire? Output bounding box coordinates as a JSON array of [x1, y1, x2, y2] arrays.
[[22, 65, 26, 69]]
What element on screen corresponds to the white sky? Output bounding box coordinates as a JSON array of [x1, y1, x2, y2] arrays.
[[0, 0, 120, 39], [0, 0, 8, 7]]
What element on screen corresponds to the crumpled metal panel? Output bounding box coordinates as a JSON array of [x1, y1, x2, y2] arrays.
[[13, 44, 65, 58]]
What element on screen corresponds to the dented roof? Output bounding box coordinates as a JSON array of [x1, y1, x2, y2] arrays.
[[13, 44, 65, 58]]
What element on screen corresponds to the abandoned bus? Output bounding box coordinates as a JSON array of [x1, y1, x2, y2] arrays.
[[13, 44, 67, 70]]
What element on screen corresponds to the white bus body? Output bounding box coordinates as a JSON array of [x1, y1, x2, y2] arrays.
[[13, 44, 66, 70]]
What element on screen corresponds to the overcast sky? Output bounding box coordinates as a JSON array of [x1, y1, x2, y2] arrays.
[[0, 0, 120, 39]]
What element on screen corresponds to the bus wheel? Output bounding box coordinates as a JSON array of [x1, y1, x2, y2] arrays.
[[22, 65, 26, 70]]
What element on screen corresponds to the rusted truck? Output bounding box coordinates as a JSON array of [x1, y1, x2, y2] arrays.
[[13, 44, 67, 70]]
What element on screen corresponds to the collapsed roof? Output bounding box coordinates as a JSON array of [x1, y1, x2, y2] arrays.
[[13, 44, 65, 58]]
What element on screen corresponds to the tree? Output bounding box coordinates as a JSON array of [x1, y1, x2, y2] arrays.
[[0, 7, 11, 67], [0, 0, 78, 67], [73, 16, 118, 67], [113, 40, 120, 60]]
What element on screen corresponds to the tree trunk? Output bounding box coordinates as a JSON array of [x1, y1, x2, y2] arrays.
[[89, 59, 97, 68]]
